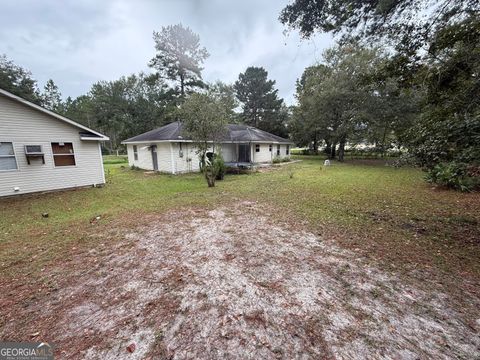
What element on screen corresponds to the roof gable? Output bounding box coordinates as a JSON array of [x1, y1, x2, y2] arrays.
[[0, 88, 109, 141]]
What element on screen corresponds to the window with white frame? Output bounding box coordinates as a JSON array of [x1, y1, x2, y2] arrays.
[[286, 145, 290, 155], [255, 144, 260, 152], [133, 145, 138, 160], [269, 144, 272, 152], [0, 142, 17, 171], [276, 144, 280, 156], [179, 142, 184, 157], [51, 142, 76, 166]]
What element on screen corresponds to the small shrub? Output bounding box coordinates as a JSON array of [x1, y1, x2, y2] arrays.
[[213, 154, 226, 180], [426, 162, 480, 192], [272, 156, 282, 164], [130, 165, 141, 171], [282, 157, 291, 163], [390, 153, 418, 168]]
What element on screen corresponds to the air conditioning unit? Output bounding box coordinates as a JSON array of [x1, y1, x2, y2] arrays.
[[25, 145, 45, 164]]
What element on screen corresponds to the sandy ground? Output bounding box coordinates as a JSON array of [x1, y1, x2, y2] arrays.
[[2, 201, 479, 359]]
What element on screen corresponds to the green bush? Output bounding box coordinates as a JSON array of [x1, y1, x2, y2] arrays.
[[282, 157, 291, 163], [213, 154, 226, 180], [426, 162, 480, 192], [272, 156, 282, 164]]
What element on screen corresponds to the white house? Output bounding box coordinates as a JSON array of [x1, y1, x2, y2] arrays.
[[122, 121, 293, 174], [0, 88, 109, 197]]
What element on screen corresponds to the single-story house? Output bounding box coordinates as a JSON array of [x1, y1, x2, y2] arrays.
[[0, 88, 109, 197], [122, 121, 293, 174]]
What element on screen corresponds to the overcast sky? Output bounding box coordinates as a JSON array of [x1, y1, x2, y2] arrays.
[[0, 0, 332, 105]]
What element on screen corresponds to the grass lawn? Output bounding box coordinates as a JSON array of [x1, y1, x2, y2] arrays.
[[0, 155, 479, 357], [2, 155, 477, 278]]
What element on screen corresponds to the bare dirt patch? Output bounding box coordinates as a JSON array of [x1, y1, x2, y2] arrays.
[[1, 201, 479, 359]]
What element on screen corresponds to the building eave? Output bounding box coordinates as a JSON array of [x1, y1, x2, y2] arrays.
[[122, 139, 294, 145]]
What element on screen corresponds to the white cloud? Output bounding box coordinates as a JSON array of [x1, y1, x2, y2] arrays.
[[0, 0, 333, 105]]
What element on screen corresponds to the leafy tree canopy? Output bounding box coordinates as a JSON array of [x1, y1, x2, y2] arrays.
[[207, 81, 239, 123], [280, 0, 479, 46], [0, 54, 41, 104], [179, 92, 228, 187], [292, 44, 417, 160]]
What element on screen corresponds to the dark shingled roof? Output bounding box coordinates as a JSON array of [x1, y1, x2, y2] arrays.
[[122, 121, 293, 144]]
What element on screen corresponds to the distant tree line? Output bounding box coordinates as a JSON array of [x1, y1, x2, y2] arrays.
[[281, 0, 480, 190], [0, 24, 289, 153]]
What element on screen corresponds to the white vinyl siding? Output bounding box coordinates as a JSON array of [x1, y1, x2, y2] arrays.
[[126, 141, 291, 174], [220, 144, 236, 162], [275, 144, 291, 158], [252, 143, 273, 163], [171, 142, 201, 173], [0, 94, 105, 197], [127, 143, 173, 172]]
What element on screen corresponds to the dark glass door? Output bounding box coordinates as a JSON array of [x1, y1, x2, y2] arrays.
[[238, 144, 250, 163]]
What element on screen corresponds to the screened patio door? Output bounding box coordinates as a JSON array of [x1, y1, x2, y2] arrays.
[[238, 144, 251, 163]]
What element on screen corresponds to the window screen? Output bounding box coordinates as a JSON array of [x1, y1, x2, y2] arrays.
[[51, 142, 76, 166], [0, 142, 17, 170], [276, 145, 280, 156], [255, 144, 260, 152], [133, 145, 138, 161]]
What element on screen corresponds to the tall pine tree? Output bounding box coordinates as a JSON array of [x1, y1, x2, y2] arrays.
[[234, 67, 286, 137]]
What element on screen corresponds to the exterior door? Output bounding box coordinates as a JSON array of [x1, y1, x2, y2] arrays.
[[238, 144, 250, 163], [151, 145, 158, 171]]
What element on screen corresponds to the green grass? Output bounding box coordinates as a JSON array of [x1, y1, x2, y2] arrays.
[[102, 155, 128, 164], [1, 155, 479, 281]]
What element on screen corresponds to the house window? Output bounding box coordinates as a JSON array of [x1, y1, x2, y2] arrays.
[[179, 142, 183, 157], [0, 142, 17, 171], [51, 142, 76, 167], [269, 144, 272, 152], [133, 145, 138, 160], [277, 145, 280, 156], [286, 145, 290, 155], [255, 144, 260, 152]]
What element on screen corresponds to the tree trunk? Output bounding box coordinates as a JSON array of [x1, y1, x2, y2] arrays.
[[381, 125, 388, 158], [312, 130, 319, 155], [324, 139, 331, 156], [206, 175, 215, 187], [180, 73, 185, 98], [338, 139, 346, 162], [330, 142, 337, 159], [205, 168, 216, 187]]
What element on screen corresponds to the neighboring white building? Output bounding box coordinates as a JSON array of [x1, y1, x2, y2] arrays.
[[122, 122, 293, 174], [0, 88, 109, 197]]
